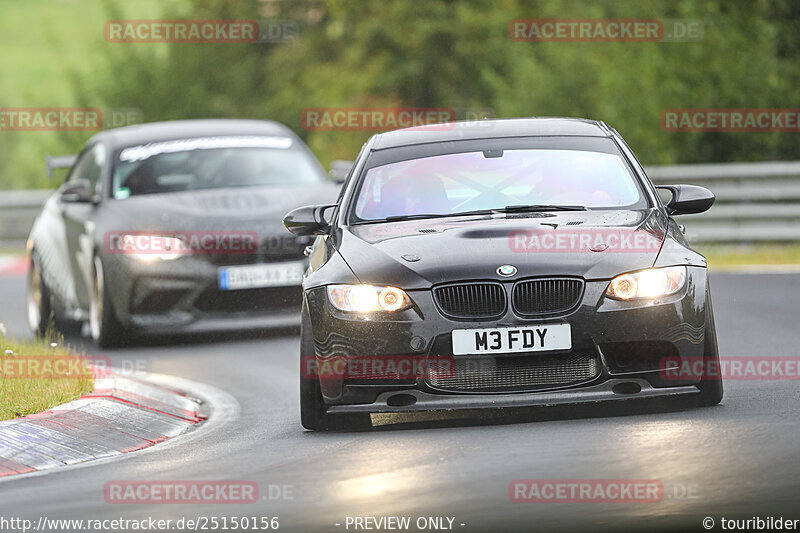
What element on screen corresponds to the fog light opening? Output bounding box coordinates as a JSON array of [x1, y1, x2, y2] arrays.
[[386, 394, 417, 407], [611, 382, 642, 395]]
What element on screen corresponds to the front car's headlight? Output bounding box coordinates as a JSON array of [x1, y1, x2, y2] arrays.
[[605, 266, 687, 300], [327, 284, 412, 312]]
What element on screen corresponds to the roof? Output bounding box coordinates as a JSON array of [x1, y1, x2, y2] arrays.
[[87, 119, 297, 150], [371, 117, 610, 150]]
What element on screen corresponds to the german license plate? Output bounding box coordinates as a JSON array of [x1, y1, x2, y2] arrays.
[[218, 262, 304, 290]]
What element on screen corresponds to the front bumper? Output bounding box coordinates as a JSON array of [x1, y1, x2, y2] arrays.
[[306, 266, 709, 412], [103, 254, 303, 333]]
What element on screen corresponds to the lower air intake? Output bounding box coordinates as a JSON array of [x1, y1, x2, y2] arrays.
[[427, 352, 600, 392]]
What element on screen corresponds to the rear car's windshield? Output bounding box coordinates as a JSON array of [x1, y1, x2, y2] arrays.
[[111, 136, 325, 198], [351, 146, 646, 223]]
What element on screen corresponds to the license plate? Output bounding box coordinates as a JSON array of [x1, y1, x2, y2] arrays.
[[218, 262, 304, 290], [451, 324, 571, 355]]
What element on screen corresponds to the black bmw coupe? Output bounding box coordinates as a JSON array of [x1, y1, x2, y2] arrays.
[[27, 119, 340, 347], [284, 117, 723, 430]]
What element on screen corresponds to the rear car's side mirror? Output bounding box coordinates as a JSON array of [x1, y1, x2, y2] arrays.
[[328, 160, 354, 184], [284, 204, 337, 236], [655, 184, 715, 215], [59, 179, 96, 204]]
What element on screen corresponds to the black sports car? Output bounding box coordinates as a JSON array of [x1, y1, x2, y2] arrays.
[[284, 117, 723, 430], [27, 119, 340, 347]]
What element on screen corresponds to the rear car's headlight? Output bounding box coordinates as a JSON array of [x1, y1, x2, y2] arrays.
[[605, 266, 687, 300], [120, 234, 184, 261], [327, 284, 412, 312]]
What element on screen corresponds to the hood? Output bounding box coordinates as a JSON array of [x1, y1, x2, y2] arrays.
[[338, 209, 669, 289], [97, 183, 339, 235]]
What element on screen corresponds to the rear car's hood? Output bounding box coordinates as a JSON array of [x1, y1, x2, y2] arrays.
[[97, 184, 339, 235], [338, 209, 668, 289]]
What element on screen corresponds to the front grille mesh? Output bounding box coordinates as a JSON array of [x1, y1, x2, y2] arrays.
[[433, 283, 505, 318], [193, 286, 301, 313], [427, 353, 599, 392], [206, 235, 311, 265], [513, 278, 583, 315]]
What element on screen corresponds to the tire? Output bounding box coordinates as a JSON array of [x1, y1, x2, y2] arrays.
[[27, 253, 52, 337], [299, 362, 333, 431], [694, 286, 724, 406], [299, 307, 370, 431], [89, 255, 127, 348]]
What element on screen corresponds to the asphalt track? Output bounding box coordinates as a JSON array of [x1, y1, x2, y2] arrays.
[[0, 269, 799, 532]]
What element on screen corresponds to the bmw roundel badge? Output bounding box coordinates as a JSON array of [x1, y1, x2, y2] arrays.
[[497, 265, 517, 277]]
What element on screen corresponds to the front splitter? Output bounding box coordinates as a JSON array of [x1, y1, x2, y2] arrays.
[[326, 378, 700, 414]]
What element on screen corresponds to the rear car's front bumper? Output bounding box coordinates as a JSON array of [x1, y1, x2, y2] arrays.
[[305, 266, 709, 412], [103, 253, 305, 333]]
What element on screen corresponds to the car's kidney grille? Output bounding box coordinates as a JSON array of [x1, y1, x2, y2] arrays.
[[434, 283, 506, 318], [427, 353, 599, 392], [513, 278, 583, 315]]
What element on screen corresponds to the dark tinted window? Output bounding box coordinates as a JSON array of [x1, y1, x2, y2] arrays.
[[69, 143, 106, 194], [352, 147, 645, 222]]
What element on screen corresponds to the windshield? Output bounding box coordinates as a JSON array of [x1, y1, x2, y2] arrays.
[[111, 136, 325, 198], [351, 149, 645, 222]]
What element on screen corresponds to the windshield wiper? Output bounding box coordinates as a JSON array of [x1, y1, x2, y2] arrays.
[[363, 205, 585, 224], [380, 209, 496, 222], [500, 204, 587, 212]]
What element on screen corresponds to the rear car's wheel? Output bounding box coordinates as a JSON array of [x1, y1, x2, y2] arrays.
[[27, 253, 52, 337], [89, 255, 127, 348], [694, 287, 724, 406], [300, 308, 371, 431]]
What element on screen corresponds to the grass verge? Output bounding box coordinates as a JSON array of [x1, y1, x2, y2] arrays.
[[0, 330, 93, 421], [699, 243, 800, 269]]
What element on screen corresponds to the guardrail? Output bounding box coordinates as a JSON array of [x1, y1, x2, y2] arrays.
[[1, 161, 799, 247], [647, 161, 800, 242], [0, 190, 51, 249]]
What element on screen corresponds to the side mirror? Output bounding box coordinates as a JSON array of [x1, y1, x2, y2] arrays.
[[328, 160, 353, 184], [60, 179, 96, 204], [283, 204, 337, 236], [655, 184, 715, 215]]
